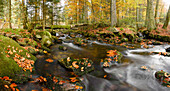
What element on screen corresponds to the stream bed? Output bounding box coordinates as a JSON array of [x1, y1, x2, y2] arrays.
[[19, 33, 170, 91]]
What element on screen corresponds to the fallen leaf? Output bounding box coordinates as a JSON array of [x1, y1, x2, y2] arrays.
[[46, 59, 53, 62], [4, 85, 9, 88]]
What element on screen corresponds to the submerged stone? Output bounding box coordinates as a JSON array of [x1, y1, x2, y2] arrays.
[[58, 57, 94, 76], [58, 46, 67, 51], [166, 47, 170, 52]]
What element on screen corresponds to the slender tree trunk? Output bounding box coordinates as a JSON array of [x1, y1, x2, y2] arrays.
[[43, 0, 45, 31], [163, 6, 170, 29], [110, 0, 117, 27], [146, 0, 156, 31], [154, 0, 159, 25], [91, 0, 95, 23], [51, 2, 54, 26], [145, 0, 149, 26], [9, 0, 12, 28], [159, 5, 164, 23], [22, 0, 28, 29], [116, 10, 120, 27], [83, 0, 88, 23], [136, 3, 143, 30], [35, 6, 38, 24]]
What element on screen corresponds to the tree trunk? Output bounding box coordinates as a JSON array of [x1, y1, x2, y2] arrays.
[[51, 3, 54, 26], [145, 0, 149, 26], [163, 6, 170, 29], [154, 0, 159, 25], [43, 0, 45, 31], [146, 0, 155, 31], [136, 3, 143, 30], [116, 10, 120, 27], [110, 0, 117, 27], [159, 5, 164, 23], [91, 0, 95, 23], [9, 0, 12, 28], [83, 0, 88, 23], [35, 6, 38, 24], [22, 0, 28, 29]]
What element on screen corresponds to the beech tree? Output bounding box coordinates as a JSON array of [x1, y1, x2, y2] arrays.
[[163, 6, 170, 29], [146, 0, 155, 31], [110, 0, 117, 27]]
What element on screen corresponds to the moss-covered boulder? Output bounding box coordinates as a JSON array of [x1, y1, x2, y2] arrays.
[[0, 35, 36, 83], [58, 46, 67, 51], [100, 50, 123, 68], [155, 70, 170, 87], [41, 35, 52, 47], [73, 38, 87, 46], [121, 38, 128, 42], [59, 57, 94, 76]]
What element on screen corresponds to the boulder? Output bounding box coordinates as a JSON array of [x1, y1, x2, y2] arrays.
[[41, 35, 52, 47], [59, 57, 94, 76], [58, 46, 67, 51], [0, 35, 36, 83], [166, 47, 170, 52]]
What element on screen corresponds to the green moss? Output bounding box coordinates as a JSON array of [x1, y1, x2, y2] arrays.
[[0, 35, 36, 82], [51, 25, 71, 29], [59, 58, 94, 76]]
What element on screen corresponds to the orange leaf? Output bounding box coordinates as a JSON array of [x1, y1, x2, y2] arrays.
[[45, 59, 53, 62], [72, 61, 79, 69], [4, 85, 9, 88]]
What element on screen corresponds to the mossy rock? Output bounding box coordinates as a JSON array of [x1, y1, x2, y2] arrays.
[[58, 46, 67, 51], [41, 35, 52, 47], [46, 76, 85, 91], [0, 35, 36, 83], [125, 34, 135, 41], [33, 30, 52, 39], [155, 70, 170, 87], [59, 57, 94, 76], [121, 38, 128, 42], [101, 50, 123, 68]]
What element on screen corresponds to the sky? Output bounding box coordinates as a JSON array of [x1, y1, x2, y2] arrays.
[[162, 0, 170, 10]]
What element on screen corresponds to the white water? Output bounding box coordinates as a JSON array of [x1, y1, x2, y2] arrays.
[[104, 44, 170, 91], [62, 42, 83, 50]]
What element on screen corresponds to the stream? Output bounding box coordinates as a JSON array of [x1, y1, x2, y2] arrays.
[[19, 33, 170, 91]]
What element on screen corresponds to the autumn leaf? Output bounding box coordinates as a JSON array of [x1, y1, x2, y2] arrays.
[[107, 50, 118, 57], [43, 51, 48, 54], [141, 66, 148, 70], [46, 59, 53, 62], [104, 75, 107, 78], [10, 83, 17, 88], [70, 77, 78, 82], [67, 57, 70, 62], [4, 85, 9, 88], [72, 61, 79, 69]]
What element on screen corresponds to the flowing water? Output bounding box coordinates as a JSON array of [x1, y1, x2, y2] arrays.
[[20, 33, 170, 91]]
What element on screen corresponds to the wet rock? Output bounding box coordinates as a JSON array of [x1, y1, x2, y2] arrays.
[[155, 70, 170, 87], [35, 34, 42, 39], [56, 39, 63, 44], [41, 35, 52, 47], [58, 46, 67, 51], [100, 50, 123, 68], [137, 32, 143, 38], [121, 38, 128, 42], [58, 57, 94, 76], [0, 35, 36, 83], [166, 47, 170, 52], [137, 38, 142, 43]]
